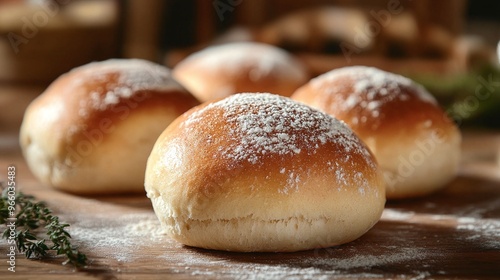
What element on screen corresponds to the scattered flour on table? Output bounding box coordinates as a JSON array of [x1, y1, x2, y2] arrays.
[[160, 247, 432, 279], [456, 217, 500, 248], [382, 208, 500, 249], [381, 209, 416, 221], [67, 208, 434, 277], [68, 213, 167, 262], [303, 247, 427, 270]]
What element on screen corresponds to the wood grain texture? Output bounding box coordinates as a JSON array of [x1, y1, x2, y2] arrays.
[[1, 131, 499, 279]]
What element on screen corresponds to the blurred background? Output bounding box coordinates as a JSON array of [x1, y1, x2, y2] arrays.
[[1, 0, 500, 133]]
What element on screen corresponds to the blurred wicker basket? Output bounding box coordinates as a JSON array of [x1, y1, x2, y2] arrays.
[[0, 0, 119, 84]]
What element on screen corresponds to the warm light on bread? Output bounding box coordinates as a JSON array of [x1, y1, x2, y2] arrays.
[[20, 59, 200, 194], [292, 66, 461, 199], [145, 93, 385, 252], [172, 42, 310, 102]]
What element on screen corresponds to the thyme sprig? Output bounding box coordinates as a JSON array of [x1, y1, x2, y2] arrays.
[[0, 183, 87, 267]]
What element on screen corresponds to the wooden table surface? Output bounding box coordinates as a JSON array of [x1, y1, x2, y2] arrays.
[[1, 129, 499, 280]]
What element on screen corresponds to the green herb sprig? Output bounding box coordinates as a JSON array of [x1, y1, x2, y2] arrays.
[[0, 183, 87, 267]]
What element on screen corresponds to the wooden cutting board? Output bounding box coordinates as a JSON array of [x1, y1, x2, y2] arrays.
[[1, 131, 499, 279]]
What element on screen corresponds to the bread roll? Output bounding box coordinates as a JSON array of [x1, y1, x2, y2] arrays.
[[292, 66, 461, 199], [145, 93, 385, 252], [20, 59, 200, 194], [172, 42, 309, 102]]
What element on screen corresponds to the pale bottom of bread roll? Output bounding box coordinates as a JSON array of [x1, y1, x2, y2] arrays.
[[365, 130, 461, 199], [151, 200, 382, 252]]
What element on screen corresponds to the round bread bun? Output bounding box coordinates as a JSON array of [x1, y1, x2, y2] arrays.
[[145, 93, 385, 252], [172, 42, 310, 102], [20, 59, 200, 194], [292, 66, 461, 199]]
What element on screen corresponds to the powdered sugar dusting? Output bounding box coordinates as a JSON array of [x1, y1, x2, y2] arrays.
[[71, 59, 186, 114], [284, 171, 301, 194], [160, 251, 389, 279], [310, 66, 437, 124], [184, 93, 376, 195]]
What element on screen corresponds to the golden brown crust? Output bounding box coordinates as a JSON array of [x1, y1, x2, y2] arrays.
[[173, 42, 310, 102], [293, 73, 456, 141], [145, 93, 385, 251], [291, 66, 459, 140], [151, 100, 380, 206], [20, 59, 200, 194]]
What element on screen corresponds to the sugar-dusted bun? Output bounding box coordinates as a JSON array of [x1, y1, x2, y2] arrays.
[[172, 42, 310, 102], [20, 59, 200, 194], [292, 66, 461, 199], [145, 93, 384, 252]]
